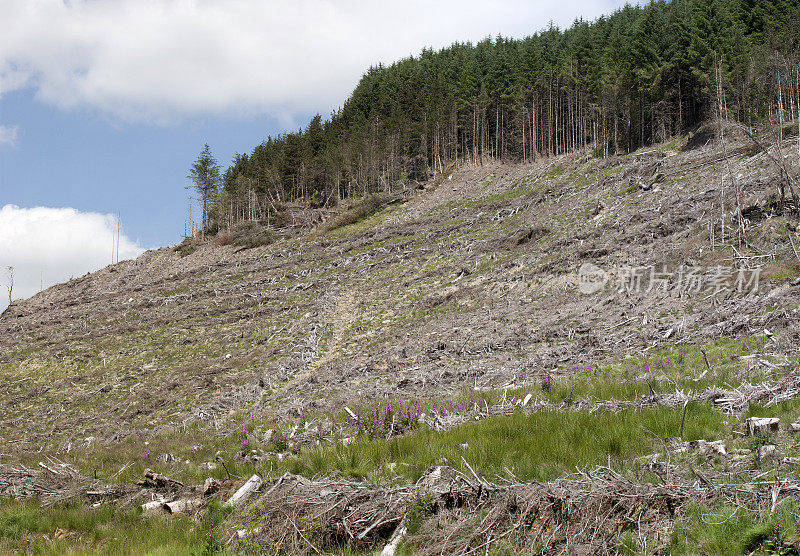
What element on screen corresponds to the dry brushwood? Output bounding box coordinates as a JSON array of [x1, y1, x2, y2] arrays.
[[228, 465, 800, 555]]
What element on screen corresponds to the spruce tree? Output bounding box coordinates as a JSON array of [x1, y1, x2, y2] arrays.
[[187, 144, 222, 236]]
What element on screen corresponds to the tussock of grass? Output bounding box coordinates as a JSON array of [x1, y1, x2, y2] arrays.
[[317, 194, 388, 233], [213, 221, 276, 250], [174, 238, 200, 257], [285, 404, 727, 483]]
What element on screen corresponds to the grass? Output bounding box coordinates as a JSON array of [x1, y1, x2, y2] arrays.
[[283, 403, 728, 483], [545, 336, 776, 402], [317, 194, 389, 233], [45, 334, 772, 488], [745, 398, 800, 423], [6, 332, 772, 492], [671, 499, 799, 555], [0, 498, 226, 555]]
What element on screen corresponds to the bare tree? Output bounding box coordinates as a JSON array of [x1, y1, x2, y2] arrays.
[[6, 266, 13, 306]]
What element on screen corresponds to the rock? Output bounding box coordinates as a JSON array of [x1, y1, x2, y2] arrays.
[[417, 466, 457, 495], [200, 461, 217, 471], [225, 474, 263, 507], [746, 417, 780, 436], [708, 440, 727, 456], [638, 457, 667, 476], [688, 439, 727, 457], [202, 478, 221, 496], [236, 527, 260, 539], [757, 445, 778, 460], [787, 423, 800, 434]]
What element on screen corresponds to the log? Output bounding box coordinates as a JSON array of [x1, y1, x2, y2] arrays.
[[141, 468, 185, 489], [141, 500, 167, 515], [38, 462, 65, 476], [225, 474, 263, 507], [165, 497, 203, 514], [380, 524, 407, 556], [746, 417, 780, 436]]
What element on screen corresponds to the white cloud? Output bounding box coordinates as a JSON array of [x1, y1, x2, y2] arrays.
[[0, 205, 144, 310], [0, 124, 18, 146], [0, 0, 633, 123]]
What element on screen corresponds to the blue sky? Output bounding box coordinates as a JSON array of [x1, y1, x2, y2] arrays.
[[0, 88, 311, 248], [0, 0, 636, 306]]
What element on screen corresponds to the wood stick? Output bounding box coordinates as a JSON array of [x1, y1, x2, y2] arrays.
[[679, 400, 689, 439]]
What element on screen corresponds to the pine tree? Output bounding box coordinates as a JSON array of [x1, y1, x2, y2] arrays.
[[187, 144, 222, 237], [203, 0, 798, 232]]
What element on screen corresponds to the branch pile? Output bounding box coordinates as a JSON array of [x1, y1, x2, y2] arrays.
[[229, 466, 788, 555]]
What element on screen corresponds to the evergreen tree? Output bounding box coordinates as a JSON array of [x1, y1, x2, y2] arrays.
[[187, 144, 222, 235], [201, 0, 799, 232]]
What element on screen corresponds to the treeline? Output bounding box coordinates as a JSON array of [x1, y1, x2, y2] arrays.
[[206, 0, 799, 230]]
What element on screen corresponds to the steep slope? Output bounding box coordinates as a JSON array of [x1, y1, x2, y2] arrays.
[[2, 127, 800, 552], [2, 131, 799, 452]]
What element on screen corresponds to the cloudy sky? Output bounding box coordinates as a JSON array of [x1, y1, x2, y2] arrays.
[[0, 0, 636, 308]]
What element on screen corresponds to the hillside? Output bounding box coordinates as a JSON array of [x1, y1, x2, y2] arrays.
[[209, 0, 799, 235], [2, 123, 800, 552]]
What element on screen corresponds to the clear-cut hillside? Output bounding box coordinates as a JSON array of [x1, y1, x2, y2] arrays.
[[1, 127, 799, 467]]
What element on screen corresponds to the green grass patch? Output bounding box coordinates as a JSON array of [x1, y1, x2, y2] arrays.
[[671, 499, 799, 555], [283, 404, 727, 483], [541, 336, 774, 404], [745, 397, 800, 423], [545, 164, 565, 179], [160, 286, 190, 297], [0, 498, 222, 555]]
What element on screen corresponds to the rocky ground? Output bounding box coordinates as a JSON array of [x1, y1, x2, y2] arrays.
[[2, 122, 800, 554]]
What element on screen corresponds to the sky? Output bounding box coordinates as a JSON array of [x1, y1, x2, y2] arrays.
[[0, 0, 637, 308]]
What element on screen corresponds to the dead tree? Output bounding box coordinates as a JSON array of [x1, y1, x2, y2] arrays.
[[6, 266, 13, 306]]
